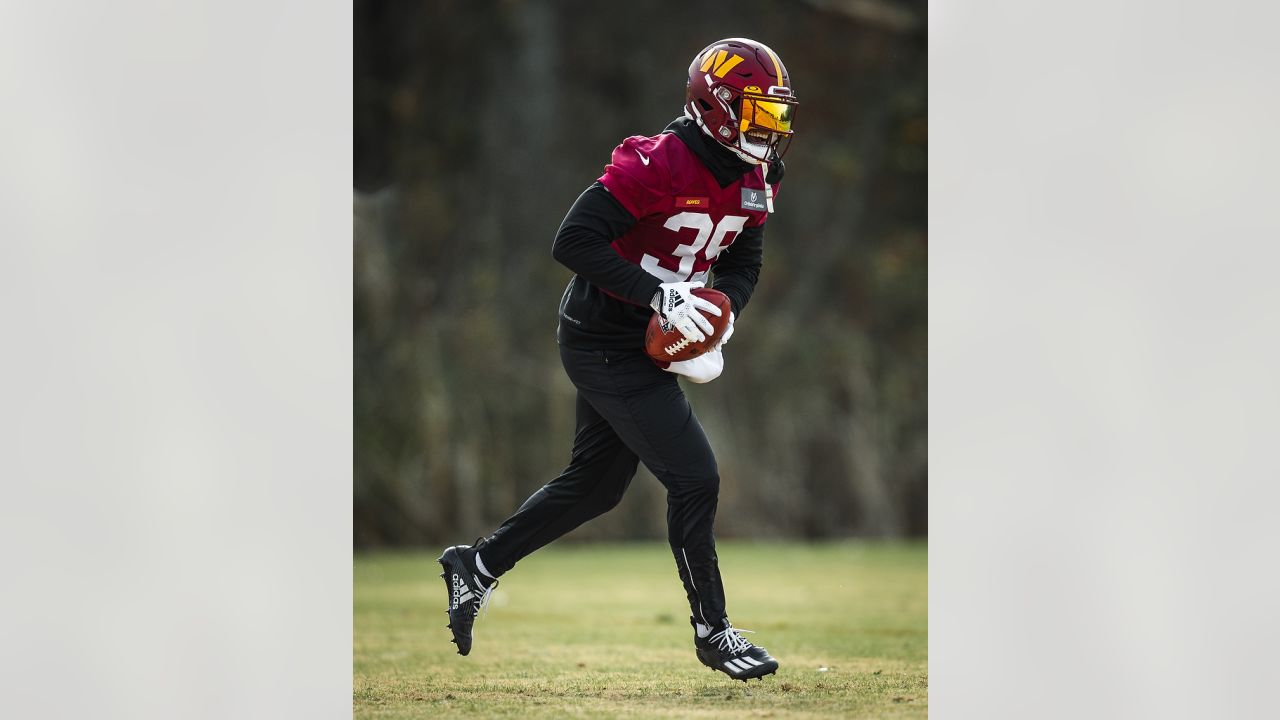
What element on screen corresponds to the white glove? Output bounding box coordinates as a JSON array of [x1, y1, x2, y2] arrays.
[[714, 312, 735, 351], [665, 349, 724, 384], [650, 281, 722, 344]]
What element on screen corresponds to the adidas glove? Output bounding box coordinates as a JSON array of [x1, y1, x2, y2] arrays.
[[650, 281, 722, 344], [714, 312, 735, 351]]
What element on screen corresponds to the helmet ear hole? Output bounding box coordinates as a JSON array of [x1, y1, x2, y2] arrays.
[[697, 99, 712, 112]]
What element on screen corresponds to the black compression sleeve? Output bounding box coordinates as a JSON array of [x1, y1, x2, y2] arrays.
[[710, 225, 764, 317], [551, 182, 662, 306]]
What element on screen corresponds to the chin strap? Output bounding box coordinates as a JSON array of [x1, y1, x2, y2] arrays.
[[764, 164, 775, 213], [736, 143, 778, 216]]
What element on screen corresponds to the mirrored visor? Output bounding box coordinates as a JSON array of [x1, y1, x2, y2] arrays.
[[740, 95, 795, 134]]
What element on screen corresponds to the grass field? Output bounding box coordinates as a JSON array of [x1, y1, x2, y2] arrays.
[[354, 541, 927, 719]]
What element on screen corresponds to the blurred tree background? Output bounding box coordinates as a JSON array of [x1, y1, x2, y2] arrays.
[[354, 0, 926, 547]]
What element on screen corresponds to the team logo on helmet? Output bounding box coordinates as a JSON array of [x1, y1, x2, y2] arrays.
[[699, 49, 745, 78]]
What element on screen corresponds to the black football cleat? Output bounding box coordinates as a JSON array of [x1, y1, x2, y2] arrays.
[[693, 617, 779, 682], [437, 544, 497, 656]]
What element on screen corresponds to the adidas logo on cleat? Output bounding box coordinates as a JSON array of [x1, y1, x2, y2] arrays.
[[722, 656, 766, 674], [451, 573, 474, 610]]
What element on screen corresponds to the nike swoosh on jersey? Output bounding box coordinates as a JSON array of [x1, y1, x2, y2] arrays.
[[635, 149, 650, 166]]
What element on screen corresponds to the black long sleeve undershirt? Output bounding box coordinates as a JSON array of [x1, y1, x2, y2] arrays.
[[709, 224, 763, 317], [551, 182, 659, 307]]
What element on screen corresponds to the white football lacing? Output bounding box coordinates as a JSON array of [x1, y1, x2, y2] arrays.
[[472, 575, 498, 619], [664, 336, 692, 356], [710, 624, 756, 654]]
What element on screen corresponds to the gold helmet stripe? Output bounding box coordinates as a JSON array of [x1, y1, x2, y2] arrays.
[[762, 45, 784, 88]]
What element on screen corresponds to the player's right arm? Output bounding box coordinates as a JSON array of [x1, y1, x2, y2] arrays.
[[551, 182, 659, 307], [552, 136, 675, 308], [709, 161, 781, 318]]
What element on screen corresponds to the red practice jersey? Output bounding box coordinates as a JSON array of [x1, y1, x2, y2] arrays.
[[598, 132, 777, 288]]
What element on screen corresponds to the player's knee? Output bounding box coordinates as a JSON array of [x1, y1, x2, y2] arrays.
[[659, 460, 719, 501], [666, 473, 720, 507], [604, 474, 634, 507], [695, 471, 720, 497], [594, 463, 638, 513], [602, 482, 629, 512]]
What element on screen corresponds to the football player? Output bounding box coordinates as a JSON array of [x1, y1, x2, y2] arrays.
[[438, 38, 796, 682]]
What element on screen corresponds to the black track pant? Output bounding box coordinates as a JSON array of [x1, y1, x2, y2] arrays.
[[479, 344, 727, 627]]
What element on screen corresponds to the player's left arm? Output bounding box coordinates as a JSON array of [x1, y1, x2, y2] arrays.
[[709, 159, 781, 319], [708, 225, 763, 318]]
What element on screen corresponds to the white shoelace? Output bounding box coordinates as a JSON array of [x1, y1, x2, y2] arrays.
[[709, 625, 756, 654], [473, 575, 498, 618]]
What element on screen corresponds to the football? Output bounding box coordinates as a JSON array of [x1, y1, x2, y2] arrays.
[[644, 287, 733, 363]]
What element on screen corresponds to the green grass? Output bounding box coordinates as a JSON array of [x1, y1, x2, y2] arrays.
[[355, 541, 927, 719]]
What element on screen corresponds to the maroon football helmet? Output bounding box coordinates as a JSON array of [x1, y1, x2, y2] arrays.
[[684, 38, 797, 164]]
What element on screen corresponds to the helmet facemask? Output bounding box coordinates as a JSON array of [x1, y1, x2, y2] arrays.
[[699, 83, 796, 165], [734, 91, 796, 163]]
